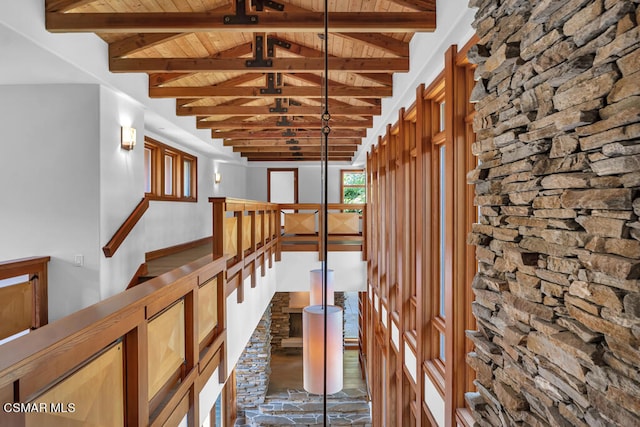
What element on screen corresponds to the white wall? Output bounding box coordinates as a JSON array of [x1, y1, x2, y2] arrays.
[[246, 164, 345, 203], [0, 84, 223, 319], [276, 252, 367, 293], [0, 85, 102, 320], [225, 257, 277, 373], [99, 86, 146, 300], [210, 161, 247, 199]]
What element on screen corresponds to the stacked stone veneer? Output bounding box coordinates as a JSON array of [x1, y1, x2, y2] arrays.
[[236, 306, 272, 410], [467, 0, 640, 426], [270, 292, 291, 352]]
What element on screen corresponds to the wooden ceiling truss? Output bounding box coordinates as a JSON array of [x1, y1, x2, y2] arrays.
[[45, 0, 436, 161]]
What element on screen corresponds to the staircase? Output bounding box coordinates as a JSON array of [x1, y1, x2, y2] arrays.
[[235, 388, 371, 427]]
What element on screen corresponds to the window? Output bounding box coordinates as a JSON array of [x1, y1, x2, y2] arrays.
[[183, 157, 195, 198], [340, 169, 366, 213], [144, 137, 197, 202], [164, 152, 175, 196], [438, 145, 447, 322], [144, 146, 153, 194]]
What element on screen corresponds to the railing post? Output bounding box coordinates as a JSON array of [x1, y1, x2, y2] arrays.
[[211, 200, 225, 258], [31, 262, 49, 328], [235, 209, 244, 303], [249, 210, 257, 288], [185, 287, 199, 427], [362, 205, 368, 261], [260, 208, 267, 277], [125, 320, 149, 427], [275, 207, 282, 262]]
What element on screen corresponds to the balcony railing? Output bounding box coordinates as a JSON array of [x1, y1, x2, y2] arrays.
[[0, 255, 227, 427], [0, 198, 368, 426], [277, 203, 367, 259], [0, 256, 50, 342]]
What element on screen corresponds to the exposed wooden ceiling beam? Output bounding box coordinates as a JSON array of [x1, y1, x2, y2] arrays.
[[196, 117, 373, 132], [109, 33, 185, 58], [112, 35, 250, 60], [111, 57, 408, 73], [234, 145, 357, 153], [45, 0, 97, 13], [354, 73, 394, 86], [285, 73, 385, 106], [178, 97, 258, 108], [150, 71, 262, 88], [268, 36, 394, 95], [211, 129, 367, 138], [335, 33, 409, 57], [46, 12, 436, 33], [223, 139, 361, 146], [240, 153, 353, 162], [143, 44, 255, 87], [150, 85, 391, 98], [108, 5, 234, 58], [178, 105, 379, 117], [387, 0, 436, 12]]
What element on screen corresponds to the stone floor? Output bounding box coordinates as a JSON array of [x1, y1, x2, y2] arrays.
[[235, 350, 371, 427], [235, 389, 371, 427]]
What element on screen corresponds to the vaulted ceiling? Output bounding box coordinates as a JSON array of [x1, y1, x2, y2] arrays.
[[45, 0, 436, 162]]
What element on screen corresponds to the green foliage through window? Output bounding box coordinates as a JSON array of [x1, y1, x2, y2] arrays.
[[341, 170, 366, 213]]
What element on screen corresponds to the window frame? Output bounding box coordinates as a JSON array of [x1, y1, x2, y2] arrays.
[[144, 136, 198, 202], [340, 169, 366, 212], [423, 77, 448, 395]]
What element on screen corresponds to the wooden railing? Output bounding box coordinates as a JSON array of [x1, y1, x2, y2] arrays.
[[209, 198, 280, 304], [0, 254, 227, 427], [277, 203, 367, 259], [102, 196, 149, 257], [0, 198, 368, 427], [0, 257, 50, 341]]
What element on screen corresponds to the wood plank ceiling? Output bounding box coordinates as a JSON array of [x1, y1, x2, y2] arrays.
[[46, 0, 436, 162]]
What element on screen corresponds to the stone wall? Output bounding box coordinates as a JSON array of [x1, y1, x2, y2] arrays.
[[270, 292, 290, 352], [467, 0, 640, 425], [236, 306, 272, 410]]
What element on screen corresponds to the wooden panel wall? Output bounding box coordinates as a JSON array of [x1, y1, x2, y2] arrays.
[[327, 213, 360, 234], [0, 282, 32, 340], [284, 213, 316, 235], [364, 39, 478, 427], [25, 344, 124, 427], [148, 301, 186, 401], [198, 277, 218, 344], [223, 217, 238, 257]]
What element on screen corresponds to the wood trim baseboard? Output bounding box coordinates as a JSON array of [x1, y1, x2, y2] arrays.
[[145, 236, 213, 262]]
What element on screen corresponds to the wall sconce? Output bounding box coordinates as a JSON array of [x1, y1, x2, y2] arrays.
[[121, 126, 136, 150], [214, 172, 222, 184]]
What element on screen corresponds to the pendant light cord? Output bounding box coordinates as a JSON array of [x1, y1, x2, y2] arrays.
[[322, 0, 330, 425]]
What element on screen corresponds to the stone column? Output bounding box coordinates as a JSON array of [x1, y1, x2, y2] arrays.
[[236, 305, 272, 410]]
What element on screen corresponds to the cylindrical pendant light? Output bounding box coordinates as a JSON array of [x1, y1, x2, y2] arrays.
[[303, 305, 343, 395], [310, 269, 334, 306]]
